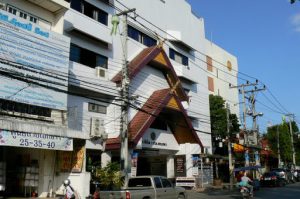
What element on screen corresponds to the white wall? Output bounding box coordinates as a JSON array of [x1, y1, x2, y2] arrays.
[[67, 94, 121, 139], [3, 0, 65, 33], [205, 39, 240, 117]]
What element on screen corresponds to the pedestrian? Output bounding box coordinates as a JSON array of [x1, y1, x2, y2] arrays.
[[63, 179, 76, 199]]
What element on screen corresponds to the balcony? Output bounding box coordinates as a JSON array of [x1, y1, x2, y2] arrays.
[[64, 9, 112, 45], [69, 61, 118, 97], [27, 0, 69, 12], [171, 60, 198, 84]]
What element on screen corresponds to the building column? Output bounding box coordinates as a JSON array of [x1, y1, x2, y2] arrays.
[[166, 156, 175, 179], [101, 151, 111, 168]]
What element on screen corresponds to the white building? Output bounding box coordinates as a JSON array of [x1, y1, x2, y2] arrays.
[[0, 0, 239, 198], [205, 39, 239, 116]]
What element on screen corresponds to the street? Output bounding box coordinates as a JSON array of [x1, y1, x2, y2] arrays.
[[187, 182, 300, 198]]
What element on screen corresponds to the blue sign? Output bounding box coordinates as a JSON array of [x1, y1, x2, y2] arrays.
[[0, 10, 70, 110]]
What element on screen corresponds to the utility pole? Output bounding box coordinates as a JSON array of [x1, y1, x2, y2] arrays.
[[117, 8, 136, 184], [286, 114, 296, 166], [226, 103, 233, 190], [230, 80, 265, 169], [277, 125, 281, 167], [230, 81, 258, 145]]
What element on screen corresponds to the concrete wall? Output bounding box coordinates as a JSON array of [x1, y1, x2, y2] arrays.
[[205, 39, 240, 117]]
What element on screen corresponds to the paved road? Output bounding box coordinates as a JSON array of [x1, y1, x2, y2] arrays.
[[187, 182, 300, 199]]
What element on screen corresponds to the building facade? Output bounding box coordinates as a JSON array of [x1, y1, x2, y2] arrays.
[[0, 0, 239, 198]]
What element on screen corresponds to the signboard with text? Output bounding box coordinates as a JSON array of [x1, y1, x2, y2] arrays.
[[0, 129, 73, 151], [0, 10, 70, 110], [175, 155, 186, 177]]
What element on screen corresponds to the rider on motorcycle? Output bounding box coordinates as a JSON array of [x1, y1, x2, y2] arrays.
[[239, 172, 253, 197]]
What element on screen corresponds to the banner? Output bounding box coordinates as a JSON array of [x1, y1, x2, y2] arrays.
[[0, 130, 73, 151], [131, 152, 138, 177], [192, 156, 199, 176], [0, 10, 70, 110], [175, 155, 186, 177], [245, 150, 250, 166]]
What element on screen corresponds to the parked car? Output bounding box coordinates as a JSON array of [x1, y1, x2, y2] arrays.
[[271, 168, 294, 183], [260, 172, 285, 187], [99, 176, 187, 199]]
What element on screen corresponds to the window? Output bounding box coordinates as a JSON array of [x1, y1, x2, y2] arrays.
[[150, 117, 167, 130], [128, 25, 157, 47], [6, 5, 51, 28], [19, 12, 27, 19], [70, 0, 108, 26], [88, 103, 107, 114], [30, 16, 37, 23], [70, 44, 108, 69], [128, 178, 152, 187], [169, 48, 188, 66], [161, 178, 172, 188], [0, 99, 51, 117], [154, 177, 162, 188], [8, 6, 17, 15]]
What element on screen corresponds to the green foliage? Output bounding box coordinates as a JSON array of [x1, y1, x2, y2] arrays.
[[267, 122, 299, 164], [209, 94, 240, 138], [209, 94, 227, 138], [291, 0, 297, 4], [230, 113, 240, 133], [94, 162, 123, 190]]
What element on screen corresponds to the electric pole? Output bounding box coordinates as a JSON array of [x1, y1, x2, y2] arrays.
[[277, 125, 281, 167], [230, 81, 258, 146], [286, 113, 296, 166], [117, 8, 136, 184], [226, 103, 233, 190], [230, 80, 265, 168]]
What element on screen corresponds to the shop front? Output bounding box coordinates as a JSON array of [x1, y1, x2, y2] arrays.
[[0, 129, 73, 198]]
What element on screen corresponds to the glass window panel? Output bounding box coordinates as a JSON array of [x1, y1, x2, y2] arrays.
[[20, 12, 27, 19], [154, 177, 162, 188], [70, 44, 81, 63], [71, 0, 82, 12], [143, 35, 157, 47], [169, 48, 175, 60], [128, 26, 140, 42], [96, 55, 108, 69], [8, 7, 17, 15], [98, 9, 108, 25]]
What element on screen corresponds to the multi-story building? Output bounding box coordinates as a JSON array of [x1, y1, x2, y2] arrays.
[[205, 39, 239, 116], [0, 0, 239, 198]]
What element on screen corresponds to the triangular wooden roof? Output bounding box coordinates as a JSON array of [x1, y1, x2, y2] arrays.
[[111, 45, 189, 102], [106, 89, 203, 151]]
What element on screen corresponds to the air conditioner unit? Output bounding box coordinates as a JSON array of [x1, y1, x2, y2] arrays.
[[95, 67, 106, 78], [90, 117, 105, 138]]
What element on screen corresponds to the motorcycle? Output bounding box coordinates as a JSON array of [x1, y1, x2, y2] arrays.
[[239, 186, 251, 199]]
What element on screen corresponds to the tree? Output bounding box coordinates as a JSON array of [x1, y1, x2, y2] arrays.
[[209, 94, 227, 139], [209, 94, 240, 138], [95, 162, 123, 190], [266, 121, 299, 164]]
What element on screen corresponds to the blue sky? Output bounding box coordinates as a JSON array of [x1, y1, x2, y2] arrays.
[[187, 0, 300, 132]]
